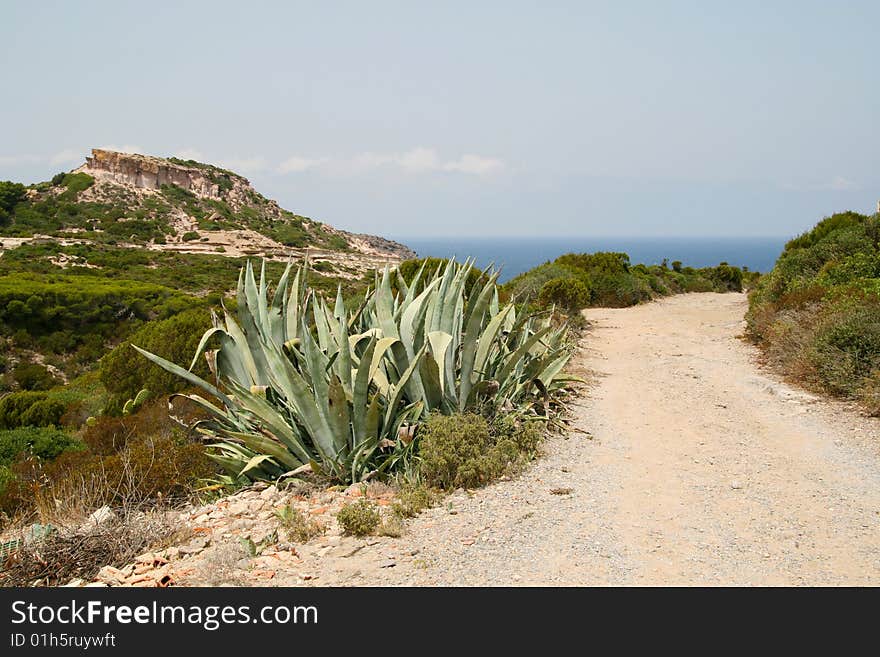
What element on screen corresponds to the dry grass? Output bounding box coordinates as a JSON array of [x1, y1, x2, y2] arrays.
[[274, 505, 325, 543], [187, 540, 249, 587], [0, 509, 185, 587]]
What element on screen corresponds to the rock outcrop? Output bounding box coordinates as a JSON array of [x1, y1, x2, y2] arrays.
[[79, 149, 255, 208], [82, 149, 224, 198]]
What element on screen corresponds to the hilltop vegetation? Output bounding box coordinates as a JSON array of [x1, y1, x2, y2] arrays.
[[0, 167, 345, 251], [747, 210, 880, 413]]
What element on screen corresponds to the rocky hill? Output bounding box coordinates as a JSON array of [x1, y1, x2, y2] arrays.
[[1, 148, 414, 272]]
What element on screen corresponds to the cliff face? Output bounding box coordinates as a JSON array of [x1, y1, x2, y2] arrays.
[[80, 149, 254, 207]]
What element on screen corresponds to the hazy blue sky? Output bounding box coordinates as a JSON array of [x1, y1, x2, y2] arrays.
[[2, 1, 878, 238]]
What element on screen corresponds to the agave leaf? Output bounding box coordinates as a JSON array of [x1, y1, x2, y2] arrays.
[[240, 453, 277, 477], [474, 304, 513, 379], [188, 326, 228, 371], [458, 272, 500, 410]]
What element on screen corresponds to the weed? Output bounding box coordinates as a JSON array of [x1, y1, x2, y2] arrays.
[[275, 504, 325, 542], [391, 481, 437, 518], [336, 499, 380, 537]]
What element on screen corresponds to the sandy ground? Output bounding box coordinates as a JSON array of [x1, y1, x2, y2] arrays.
[[300, 292, 880, 586]]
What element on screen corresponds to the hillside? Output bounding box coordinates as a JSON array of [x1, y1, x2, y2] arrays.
[[0, 150, 418, 431], [0, 148, 413, 270]]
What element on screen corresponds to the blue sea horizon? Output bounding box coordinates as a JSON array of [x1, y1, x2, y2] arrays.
[[392, 236, 789, 283]]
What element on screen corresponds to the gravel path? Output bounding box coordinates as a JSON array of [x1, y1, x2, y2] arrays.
[[297, 292, 880, 586]]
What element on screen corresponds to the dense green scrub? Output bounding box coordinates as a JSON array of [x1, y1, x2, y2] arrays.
[[504, 251, 748, 313], [747, 210, 880, 413]]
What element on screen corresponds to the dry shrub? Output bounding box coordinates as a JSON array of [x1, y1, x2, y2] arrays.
[[0, 398, 216, 521], [857, 372, 880, 416], [0, 509, 184, 587], [188, 540, 249, 587], [0, 431, 214, 527], [762, 305, 823, 384]]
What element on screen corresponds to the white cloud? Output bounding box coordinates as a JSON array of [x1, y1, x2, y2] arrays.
[[779, 176, 861, 192], [277, 148, 504, 177], [349, 152, 395, 171], [397, 147, 440, 172], [49, 149, 82, 166], [442, 154, 504, 175], [827, 176, 858, 191], [277, 155, 327, 173], [0, 154, 42, 167]]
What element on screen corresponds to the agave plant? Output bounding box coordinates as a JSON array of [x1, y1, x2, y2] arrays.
[[135, 259, 573, 484]]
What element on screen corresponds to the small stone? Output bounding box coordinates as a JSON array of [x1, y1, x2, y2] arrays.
[[85, 505, 116, 529], [379, 560, 396, 568], [259, 485, 277, 500], [730, 481, 743, 490], [96, 565, 126, 585]]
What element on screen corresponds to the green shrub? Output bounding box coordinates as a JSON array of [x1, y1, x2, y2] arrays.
[[181, 231, 199, 242], [12, 363, 58, 391], [809, 302, 880, 395], [18, 398, 67, 427], [0, 400, 216, 516], [57, 173, 95, 201], [0, 391, 65, 429], [590, 271, 652, 307], [336, 499, 381, 536], [747, 210, 880, 409], [391, 481, 438, 518], [99, 308, 212, 414], [0, 426, 82, 465], [538, 277, 591, 313], [705, 263, 743, 292], [268, 223, 309, 247], [417, 413, 540, 490]]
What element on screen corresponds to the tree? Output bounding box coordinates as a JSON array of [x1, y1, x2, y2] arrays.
[[0, 181, 27, 226], [99, 308, 212, 413]]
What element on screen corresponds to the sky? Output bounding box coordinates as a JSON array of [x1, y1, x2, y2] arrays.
[[1, 1, 878, 238]]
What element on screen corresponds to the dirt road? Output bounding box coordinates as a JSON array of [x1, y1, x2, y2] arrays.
[[304, 292, 879, 586]]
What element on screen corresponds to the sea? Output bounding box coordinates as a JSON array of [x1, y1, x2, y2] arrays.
[[394, 236, 788, 283]]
